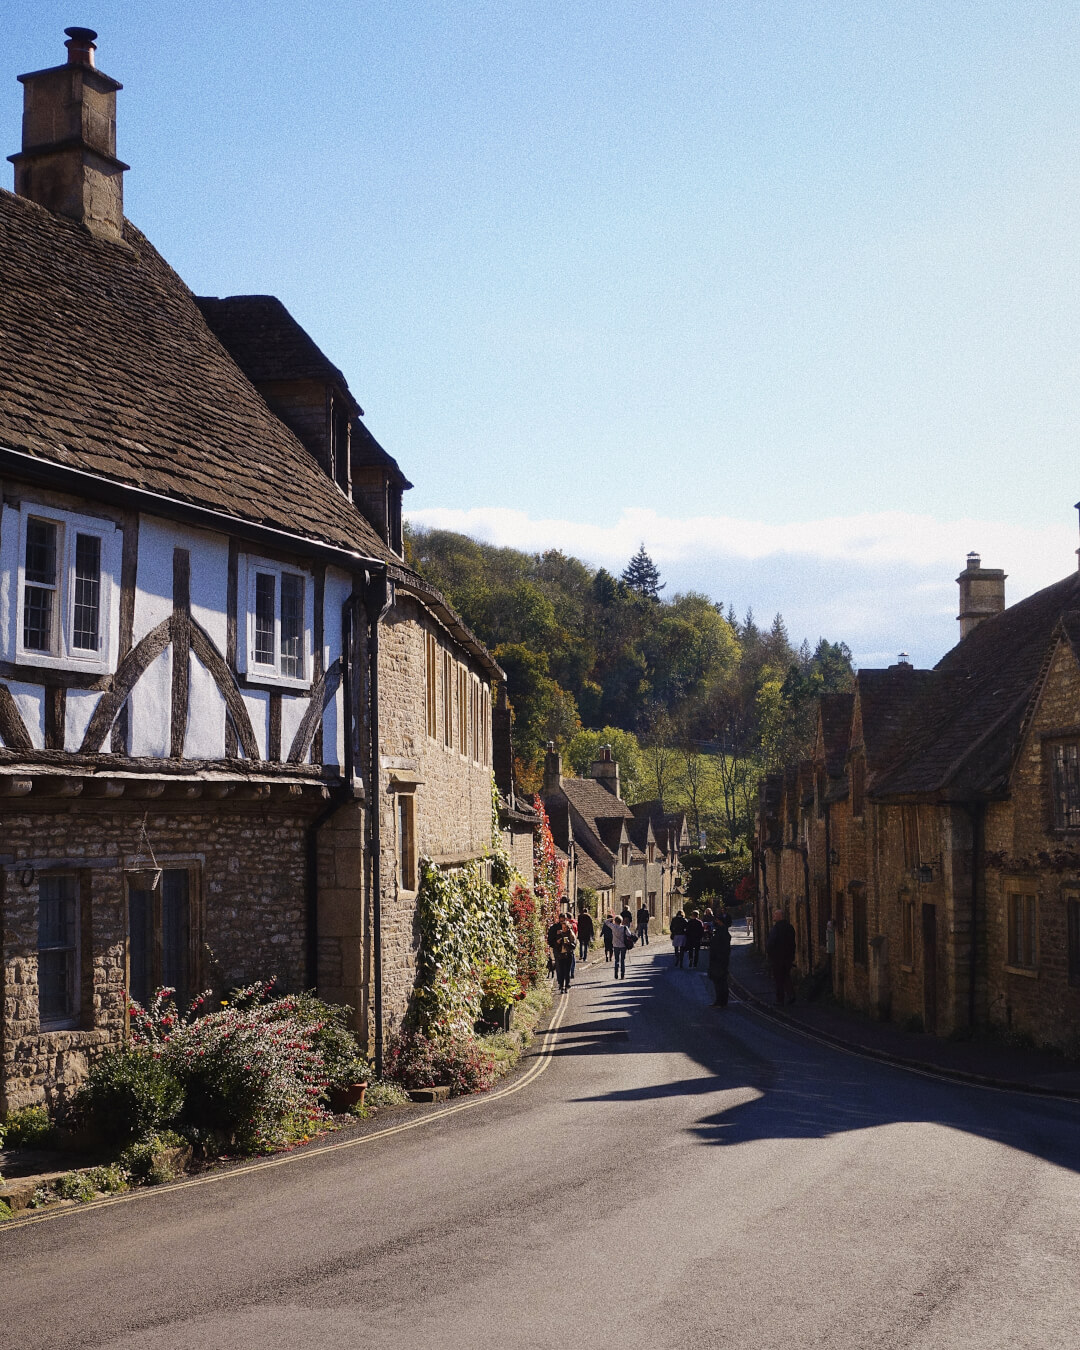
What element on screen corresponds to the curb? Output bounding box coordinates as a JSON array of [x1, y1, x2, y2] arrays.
[[728, 976, 1080, 1103]]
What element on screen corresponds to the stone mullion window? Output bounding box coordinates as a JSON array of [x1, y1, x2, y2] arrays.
[[127, 867, 198, 1008], [1050, 743, 1080, 830], [1006, 889, 1038, 971], [37, 873, 80, 1027]]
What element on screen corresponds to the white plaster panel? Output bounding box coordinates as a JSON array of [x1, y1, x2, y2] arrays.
[[323, 567, 354, 669], [280, 694, 308, 763], [65, 688, 101, 751], [133, 516, 229, 652], [129, 645, 171, 758], [241, 690, 269, 761], [322, 691, 344, 768], [6, 681, 44, 749], [186, 652, 226, 760]]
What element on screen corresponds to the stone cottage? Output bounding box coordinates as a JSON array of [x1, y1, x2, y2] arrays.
[[757, 545, 1080, 1054], [542, 745, 676, 924], [0, 29, 503, 1110]]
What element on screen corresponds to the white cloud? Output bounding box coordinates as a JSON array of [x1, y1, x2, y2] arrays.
[[407, 505, 1077, 671]]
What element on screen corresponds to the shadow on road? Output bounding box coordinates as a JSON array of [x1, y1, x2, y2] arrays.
[[564, 949, 1080, 1175]]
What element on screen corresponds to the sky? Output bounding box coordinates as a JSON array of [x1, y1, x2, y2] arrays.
[[5, 3, 1080, 666]]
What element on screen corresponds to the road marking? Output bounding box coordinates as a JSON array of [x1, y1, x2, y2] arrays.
[[1, 988, 574, 1235]]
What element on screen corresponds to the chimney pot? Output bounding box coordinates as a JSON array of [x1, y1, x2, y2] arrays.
[[64, 26, 98, 67], [956, 553, 1006, 640]]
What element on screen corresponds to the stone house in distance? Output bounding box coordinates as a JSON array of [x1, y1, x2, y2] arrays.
[[758, 546, 1080, 1055], [542, 744, 679, 923], [0, 29, 506, 1110]]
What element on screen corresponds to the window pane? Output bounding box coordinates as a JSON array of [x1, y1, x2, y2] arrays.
[[161, 870, 190, 1004], [128, 887, 151, 1007], [25, 518, 57, 585], [23, 585, 53, 652], [38, 875, 77, 1022], [254, 572, 276, 665], [280, 573, 304, 678], [1053, 744, 1080, 829], [72, 533, 101, 651]]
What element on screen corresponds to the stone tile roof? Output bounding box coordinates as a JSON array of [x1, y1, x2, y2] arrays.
[[194, 295, 354, 396], [0, 191, 395, 564], [872, 570, 1080, 799], [818, 692, 854, 778], [575, 851, 613, 893], [352, 417, 413, 490]]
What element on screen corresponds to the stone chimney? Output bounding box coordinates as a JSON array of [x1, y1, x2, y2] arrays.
[[543, 741, 562, 795], [957, 552, 1006, 639], [589, 744, 621, 799], [9, 28, 129, 242]]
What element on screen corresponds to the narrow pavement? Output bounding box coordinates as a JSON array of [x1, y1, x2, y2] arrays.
[[4, 937, 1080, 1350]]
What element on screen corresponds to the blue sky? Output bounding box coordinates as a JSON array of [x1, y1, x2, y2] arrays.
[[5, 4, 1080, 665]]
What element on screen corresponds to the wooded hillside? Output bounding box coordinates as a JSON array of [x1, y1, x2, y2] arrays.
[[406, 525, 854, 842]]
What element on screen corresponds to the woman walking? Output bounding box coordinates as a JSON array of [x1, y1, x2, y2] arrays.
[[601, 914, 615, 962], [670, 908, 688, 967], [548, 914, 576, 994], [612, 912, 633, 980]]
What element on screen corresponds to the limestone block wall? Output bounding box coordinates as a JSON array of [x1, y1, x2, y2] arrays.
[[1, 801, 313, 1111], [375, 596, 495, 1035], [982, 639, 1080, 1051]]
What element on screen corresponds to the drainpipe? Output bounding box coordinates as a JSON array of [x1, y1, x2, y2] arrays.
[[801, 842, 813, 970], [364, 569, 394, 1076]]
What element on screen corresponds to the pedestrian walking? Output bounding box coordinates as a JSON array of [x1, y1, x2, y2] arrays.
[[708, 918, 732, 1007], [685, 911, 705, 968], [636, 902, 651, 947], [547, 914, 576, 994], [620, 904, 633, 928], [612, 913, 634, 979], [766, 908, 797, 1005], [577, 910, 595, 962], [670, 909, 688, 967], [567, 910, 578, 981], [601, 914, 615, 961]]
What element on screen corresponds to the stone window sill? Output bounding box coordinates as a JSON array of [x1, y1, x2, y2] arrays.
[[1004, 964, 1039, 979]]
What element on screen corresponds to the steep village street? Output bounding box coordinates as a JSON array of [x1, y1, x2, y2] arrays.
[[3, 939, 1079, 1350]]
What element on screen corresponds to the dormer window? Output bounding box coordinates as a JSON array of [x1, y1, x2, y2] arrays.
[[1050, 742, 1080, 830], [1, 502, 119, 675], [240, 557, 313, 688]]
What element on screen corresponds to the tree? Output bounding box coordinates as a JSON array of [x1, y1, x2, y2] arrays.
[[565, 727, 645, 801], [621, 544, 664, 601]]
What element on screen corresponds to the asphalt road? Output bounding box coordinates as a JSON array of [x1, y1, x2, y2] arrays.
[[4, 937, 1080, 1350]]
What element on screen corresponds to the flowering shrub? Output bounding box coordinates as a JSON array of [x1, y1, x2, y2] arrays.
[[384, 1029, 499, 1096], [127, 983, 329, 1149], [71, 1047, 184, 1145], [532, 795, 565, 927], [509, 883, 545, 994]]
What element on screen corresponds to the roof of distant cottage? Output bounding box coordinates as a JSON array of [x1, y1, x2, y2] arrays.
[[194, 294, 354, 395], [0, 192, 394, 564]]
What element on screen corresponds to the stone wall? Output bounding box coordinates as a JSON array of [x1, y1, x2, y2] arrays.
[[1, 799, 316, 1112], [983, 638, 1080, 1051], [375, 595, 495, 1037]]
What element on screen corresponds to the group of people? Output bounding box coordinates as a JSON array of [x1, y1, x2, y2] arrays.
[[547, 903, 655, 989], [546, 900, 738, 1005]]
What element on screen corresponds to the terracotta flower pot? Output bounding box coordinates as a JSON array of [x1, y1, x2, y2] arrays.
[[328, 1081, 368, 1113]]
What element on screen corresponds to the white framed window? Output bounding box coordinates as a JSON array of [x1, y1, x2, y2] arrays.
[[239, 557, 314, 688], [4, 504, 120, 674]]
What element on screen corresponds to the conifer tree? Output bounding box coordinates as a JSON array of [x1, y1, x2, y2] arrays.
[[622, 544, 664, 601]]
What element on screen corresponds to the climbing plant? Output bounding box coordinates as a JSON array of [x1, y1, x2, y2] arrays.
[[532, 795, 565, 928]]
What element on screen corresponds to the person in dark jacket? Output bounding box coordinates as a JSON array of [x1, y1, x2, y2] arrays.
[[708, 920, 732, 1006], [601, 914, 615, 961], [547, 915, 576, 994], [684, 912, 705, 968], [636, 903, 651, 946], [670, 909, 688, 967], [766, 908, 797, 1004], [577, 910, 595, 962]]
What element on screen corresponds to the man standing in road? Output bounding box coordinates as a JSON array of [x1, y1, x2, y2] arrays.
[[766, 907, 797, 1004], [685, 910, 705, 968], [708, 915, 732, 1006], [636, 901, 651, 946], [577, 909, 595, 963]]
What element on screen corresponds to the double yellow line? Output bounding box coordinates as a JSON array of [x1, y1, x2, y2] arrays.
[[1, 988, 572, 1234]]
